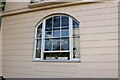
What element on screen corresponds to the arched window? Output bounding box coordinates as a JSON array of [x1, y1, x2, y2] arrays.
[[34, 14, 80, 62]]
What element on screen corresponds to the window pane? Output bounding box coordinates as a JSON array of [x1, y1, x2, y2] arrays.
[[46, 17, 52, 29], [53, 28, 60, 37], [73, 37, 80, 58], [38, 23, 42, 29], [44, 52, 70, 60], [73, 19, 79, 28], [45, 31, 52, 38], [45, 39, 52, 51], [61, 27, 69, 30], [45, 28, 52, 31], [61, 30, 69, 37], [61, 38, 69, 50], [53, 16, 60, 28], [37, 30, 42, 38], [61, 16, 69, 27], [53, 38, 60, 51], [36, 40, 41, 58]]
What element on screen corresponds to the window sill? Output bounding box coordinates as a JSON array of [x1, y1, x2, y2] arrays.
[[33, 59, 81, 63]]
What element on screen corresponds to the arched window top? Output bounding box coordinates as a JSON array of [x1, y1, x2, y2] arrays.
[[34, 14, 80, 62], [37, 14, 79, 29]]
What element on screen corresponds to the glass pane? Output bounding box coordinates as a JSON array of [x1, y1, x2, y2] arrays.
[[45, 31, 52, 38], [44, 52, 70, 60], [45, 28, 52, 31], [53, 16, 60, 28], [73, 19, 79, 28], [61, 27, 69, 30], [36, 40, 41, 58], [53, 38, 60, 51], [61, 30, 69, 37], [37, 30, 42, 38], [61, 16, 69, 27], [53, 28, 60, 37], [46, 17, 52, 29], [73, 37, 80, 58], [61, 38, 69, 50], [38, 23, 42, 29], [45, 39, 52, 51]]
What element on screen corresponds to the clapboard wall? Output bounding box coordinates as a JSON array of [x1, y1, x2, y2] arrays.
[[2, 2, 118, 78]]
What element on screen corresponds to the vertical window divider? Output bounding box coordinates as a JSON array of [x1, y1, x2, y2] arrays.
[[60, 16, 61, 51], [52, 17, 53, 51], [41, 20, 46, 61], [69, 17, 73, 61], [33, 26, 38, 60]]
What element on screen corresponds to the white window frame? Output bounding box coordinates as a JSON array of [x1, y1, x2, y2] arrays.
[[33, 15, 80, 62]]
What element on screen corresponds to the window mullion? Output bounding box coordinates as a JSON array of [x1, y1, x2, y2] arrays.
[[52, 17, 53, 51], [60, 16, 61, 51], [69, 17, 73, 61], [33, 26, 38, 60], [41, 20, 46, 61]]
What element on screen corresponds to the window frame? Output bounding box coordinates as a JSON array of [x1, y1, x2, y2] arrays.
[[33, 14, 80, 62]]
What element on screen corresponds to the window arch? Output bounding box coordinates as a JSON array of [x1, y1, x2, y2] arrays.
[[34, 14, 80, 62]]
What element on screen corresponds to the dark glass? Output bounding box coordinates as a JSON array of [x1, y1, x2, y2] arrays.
[[45, 31, 52, 38], [45, 39, 52, 51], [53, 28, 60, 37], [46, 17, 52, 29], [73, 19, 79, 28], [44, 52, 70, 60], [53, 38, 60, 51], [38, 23, 42, 29], [36, 40, 41, 58], [61, 30, 69, 37], [45, 28, 52, 31], [61, 38, 69, 50], [61, 16, 69, 27], [53, 16, 60, 28], [37, 30, 42, 38], [61, 27, 69, 30]]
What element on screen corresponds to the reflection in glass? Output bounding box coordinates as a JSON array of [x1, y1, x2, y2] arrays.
[[61, 30, 69, 37], [38, 23, 42, 29], [61, 38, 69, 50], [37, 30, 42, 38], [61, 27, 69, 30], [46, 17, 52, 29], [53, 28, 60, 37], [53, 38, 60, 51], [73, 19, 79, 28], [36, 40, 41, 58], [53, 16, 60, 27], [62, 16, 69, 27], [45, 28, 52, 31], [45, 31, 52, 38], [73, 37, 80, 58], [44, 52, 70, 60], [45, 39, 52, 51]]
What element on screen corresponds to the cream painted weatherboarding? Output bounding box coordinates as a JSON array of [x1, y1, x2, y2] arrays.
[[1, 0, 119, 78]]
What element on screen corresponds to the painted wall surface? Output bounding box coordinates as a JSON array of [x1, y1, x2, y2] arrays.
[[5, 2, 29, 11], [118, 2, 120, 79], [2, 2, 118, 78]]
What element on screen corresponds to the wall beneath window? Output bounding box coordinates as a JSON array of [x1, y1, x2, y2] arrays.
[[2, 2, 118, 78]]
